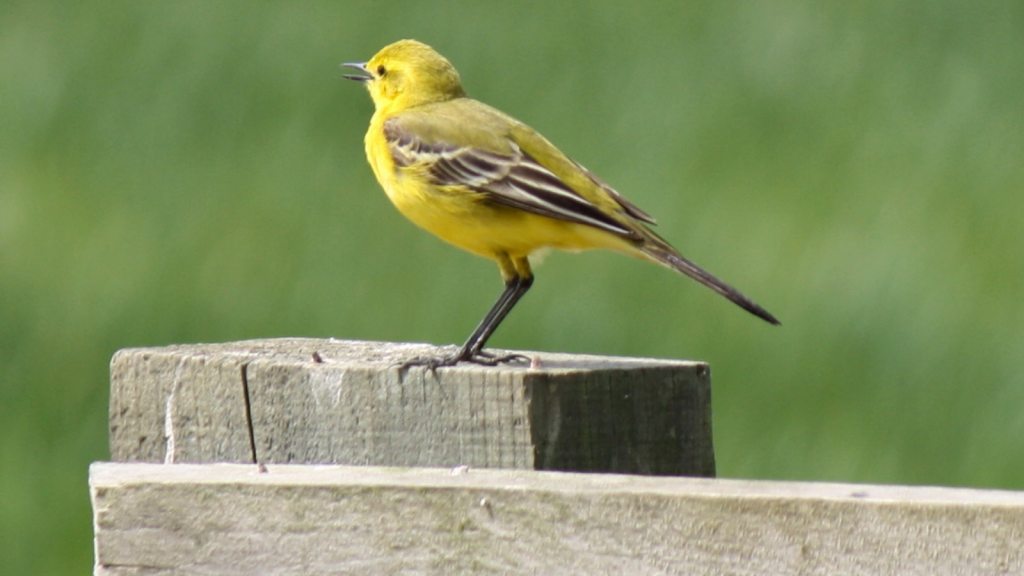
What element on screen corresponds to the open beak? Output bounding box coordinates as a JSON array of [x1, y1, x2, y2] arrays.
[[341, 62, 371, 82]]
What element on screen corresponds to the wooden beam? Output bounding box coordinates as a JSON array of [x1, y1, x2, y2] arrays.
[[109, 338, 715, 476], [91, 462, 1024, 575]]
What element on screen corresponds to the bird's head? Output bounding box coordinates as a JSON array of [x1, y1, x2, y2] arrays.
[[343, 39, 466, 112]]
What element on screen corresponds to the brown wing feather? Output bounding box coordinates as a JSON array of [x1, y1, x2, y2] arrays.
[[384, 118, 639, 239]]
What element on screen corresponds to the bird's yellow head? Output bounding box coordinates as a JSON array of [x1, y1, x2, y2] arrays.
[[343, 39, 466, 113]]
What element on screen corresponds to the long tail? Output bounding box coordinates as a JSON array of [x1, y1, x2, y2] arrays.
[[640, 238, 781, 325]]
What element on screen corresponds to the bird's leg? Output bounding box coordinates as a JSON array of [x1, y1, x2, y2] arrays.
[[454, 255, 534, 365], [455, 273, 533, 364], [398, 256, 533, 371]]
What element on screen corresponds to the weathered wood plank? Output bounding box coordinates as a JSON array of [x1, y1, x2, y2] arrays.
[[109, 339, 714, 476], [90, 462, 1024, 576]]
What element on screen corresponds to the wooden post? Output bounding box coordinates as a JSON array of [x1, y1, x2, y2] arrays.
[[109, 338, 715, 476], [95, 339, 1024, 574]]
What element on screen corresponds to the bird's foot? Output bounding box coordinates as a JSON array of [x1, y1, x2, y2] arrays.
[[397, 352, 460, 374], [397, 347, 527, 375], [465, 349, 530, 366]]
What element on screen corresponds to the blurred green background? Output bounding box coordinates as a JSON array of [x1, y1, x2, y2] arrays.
[[2, 0, 1023, 572]]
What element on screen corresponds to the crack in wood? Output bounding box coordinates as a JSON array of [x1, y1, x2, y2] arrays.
[[240, 362, 259, 465]]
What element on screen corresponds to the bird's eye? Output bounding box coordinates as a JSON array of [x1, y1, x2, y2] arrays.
[[376, 65, 386, 76]]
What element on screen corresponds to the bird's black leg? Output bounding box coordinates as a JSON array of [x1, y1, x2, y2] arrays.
[[399, 275, 532, 372], [456, 274, 533, 363], [398, 256, 533, 372]]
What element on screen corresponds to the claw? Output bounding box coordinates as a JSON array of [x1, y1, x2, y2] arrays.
[[396, 348, 527, 376], [467, 350, 530, 365]]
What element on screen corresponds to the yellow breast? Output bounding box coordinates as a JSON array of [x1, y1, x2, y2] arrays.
[[363, 115, 634, 262]]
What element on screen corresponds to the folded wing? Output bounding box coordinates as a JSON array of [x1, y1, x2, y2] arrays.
[[385, 117, 642, 241]]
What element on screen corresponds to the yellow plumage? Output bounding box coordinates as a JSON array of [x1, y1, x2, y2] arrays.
[[344, 39, 778, 366]]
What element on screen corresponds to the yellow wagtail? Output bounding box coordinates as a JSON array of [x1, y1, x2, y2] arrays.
[[343, 39, 779, 367]]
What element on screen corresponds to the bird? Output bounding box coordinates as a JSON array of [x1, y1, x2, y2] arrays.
[[342, 39, 779, 367]]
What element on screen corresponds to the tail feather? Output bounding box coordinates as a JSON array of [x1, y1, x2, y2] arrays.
[[641, 241, 781, 326]]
